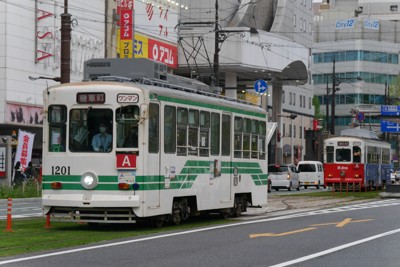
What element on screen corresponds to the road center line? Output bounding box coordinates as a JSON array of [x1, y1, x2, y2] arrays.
[[269, 228, 400, 267]]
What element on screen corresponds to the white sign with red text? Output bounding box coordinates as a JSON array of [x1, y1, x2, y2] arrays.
[[14, 130, 35, 171]]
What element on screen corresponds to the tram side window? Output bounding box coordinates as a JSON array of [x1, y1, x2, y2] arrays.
[[148, 103, 159, 153], [259, 121, 266, 159], [177, 108, 188, 156], [243, 118, 251, 158], [376, 147, 381, 164], [367, 146, 378, 163], [48, 105, 67, 152], [336, 148, 351, 162], [222, 114, 231, 156], [199, 111, 210, 157], [353, 146, 361, 163], [234, 117, 243, 158], [211, 113, 220, 156], [164, 106, 176, 154], [382, 148, 390, 164], [326, 146, 334, 163], [188, 109, 199, 156], [251, 120, 259, 158], [116, 106, 140, 149]]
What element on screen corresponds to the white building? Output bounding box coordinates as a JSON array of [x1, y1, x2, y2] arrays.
[[313, 0, 400, 136], [0, 0, 105, 162]]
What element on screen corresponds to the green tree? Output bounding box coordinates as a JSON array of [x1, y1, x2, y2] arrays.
[[389, 76, 400, 105], [312, 96, 322, 119]]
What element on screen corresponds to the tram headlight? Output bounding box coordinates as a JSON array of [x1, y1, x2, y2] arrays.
[[81, 172, 98, 190]]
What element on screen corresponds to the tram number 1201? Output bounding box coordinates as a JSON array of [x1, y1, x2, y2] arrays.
[[51, 166, 71, 175]]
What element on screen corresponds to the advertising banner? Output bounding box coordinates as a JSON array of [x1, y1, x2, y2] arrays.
[[14, 130, 35, 171], [0, 147, 5, 177], [148, 38, 177, 68]]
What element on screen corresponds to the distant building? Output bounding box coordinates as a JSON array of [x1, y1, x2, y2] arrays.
[[313, 0, 400, 135], [0, 0, 105, 163]]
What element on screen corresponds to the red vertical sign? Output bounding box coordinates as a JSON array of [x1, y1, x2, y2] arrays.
[[120, 9, 133, 40]]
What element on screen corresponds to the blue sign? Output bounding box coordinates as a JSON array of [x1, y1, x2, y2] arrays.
[[254, 79, 268, 94], [381, 120, 400, 133], [381, 105, 400, 116]]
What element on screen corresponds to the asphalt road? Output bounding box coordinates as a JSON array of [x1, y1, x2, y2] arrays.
[[2, 198, 400, 266], [0, 198, 42, 220]]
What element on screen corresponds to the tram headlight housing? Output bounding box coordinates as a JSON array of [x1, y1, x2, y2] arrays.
[[81, 172, 98, 190]]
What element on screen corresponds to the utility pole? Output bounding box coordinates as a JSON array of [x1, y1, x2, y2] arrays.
[[330, 60, 337, 135], [326, 76, 330, 133], [213, 0, 219, 88], [60, 0, 71, 84]]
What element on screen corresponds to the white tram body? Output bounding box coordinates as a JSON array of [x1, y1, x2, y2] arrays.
[[42, 78, 273, 224]]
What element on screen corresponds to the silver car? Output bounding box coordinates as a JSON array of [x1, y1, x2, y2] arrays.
[[268, 164, 300, 191]]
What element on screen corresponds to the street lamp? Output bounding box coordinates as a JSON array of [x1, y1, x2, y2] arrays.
[[330, 60, 363, 135], [29, 76, 61, 82]]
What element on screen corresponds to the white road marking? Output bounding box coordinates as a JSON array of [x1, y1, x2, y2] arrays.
[[269, 228, 400, 267]]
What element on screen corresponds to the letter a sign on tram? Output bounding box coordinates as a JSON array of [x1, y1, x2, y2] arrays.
[[254, 79, 268, 94]]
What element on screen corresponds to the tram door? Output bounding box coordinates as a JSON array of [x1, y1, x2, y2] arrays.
[[146, 103, 161, 208], [221, 113, 233, 202]]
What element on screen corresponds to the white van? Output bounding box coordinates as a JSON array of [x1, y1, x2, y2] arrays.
[[297, 161, 325, 189]]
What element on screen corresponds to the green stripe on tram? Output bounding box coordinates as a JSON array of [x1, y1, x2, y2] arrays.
[[42, 160, 267, 191], [157, 95, 266, 118]]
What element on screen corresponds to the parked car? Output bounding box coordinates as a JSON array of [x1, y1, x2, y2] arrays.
[[268, 164, 300, 191], [297, 161, 325, 189], [391, 169, 400, 184]]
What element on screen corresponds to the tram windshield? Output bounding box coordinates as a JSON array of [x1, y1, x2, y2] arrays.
[[335, 148, 351, 162], [69, 108, 113, 152]]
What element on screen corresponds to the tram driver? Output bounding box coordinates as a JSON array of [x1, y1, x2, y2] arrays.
[[92, 123, 112, 152]]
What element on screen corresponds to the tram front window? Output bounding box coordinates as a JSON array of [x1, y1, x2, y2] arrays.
[[69, 108, 113, 152], [336, 148, 351, 162], [116, 105, 140, 148]]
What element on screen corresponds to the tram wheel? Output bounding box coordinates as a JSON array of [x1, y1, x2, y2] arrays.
[[172, 213, 181, 225]]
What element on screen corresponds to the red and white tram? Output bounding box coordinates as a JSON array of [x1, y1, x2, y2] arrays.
[[323, 128, 391, 190]]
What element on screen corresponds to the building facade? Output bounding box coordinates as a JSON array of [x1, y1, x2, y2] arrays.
[[0, 0, 105, 164], [313, 0, 400, 135]]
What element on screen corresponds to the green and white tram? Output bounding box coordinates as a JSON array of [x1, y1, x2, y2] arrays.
[[42, 76, 273, 225]]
